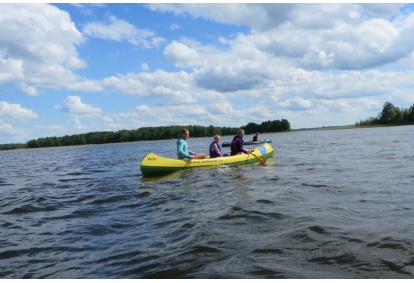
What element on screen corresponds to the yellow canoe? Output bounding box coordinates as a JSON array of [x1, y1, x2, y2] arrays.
[[140, 143, 274, 177]]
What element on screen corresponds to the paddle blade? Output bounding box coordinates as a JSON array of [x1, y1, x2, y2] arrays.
[[257, 155, 266, 165], [250, 152, 266, 165]]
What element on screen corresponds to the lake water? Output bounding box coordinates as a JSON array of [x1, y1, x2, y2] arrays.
[[1, 125, 413, 279]]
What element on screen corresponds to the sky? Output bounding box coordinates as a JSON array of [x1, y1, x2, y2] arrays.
[[1, 3, 414, 144]]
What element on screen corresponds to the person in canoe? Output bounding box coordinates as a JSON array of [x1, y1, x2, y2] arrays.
[[230, 129, 251, 155], [177, 128, 207, 160], [252, 132, 259, 142], [209, 134, 223, 158]]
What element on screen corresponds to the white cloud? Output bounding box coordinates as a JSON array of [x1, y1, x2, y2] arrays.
[[141, 63, 149, 71], [0, 119, 15, 133], [0, 57, 23, 84], [207, 101, 234, 115], [2, 3, 414, 143], [95, 4, 414, 130], [0, 101, 38, 120], [102, 115, 123, 129], [359, 3, 404, 18], [169, 23, 181, 30], [0, 3, 90, 95], [164, 41, 205, 68], [48, 124, 66, 132], [83, 15, 165, 48], [66, 80, 104, 92], [152, 3, 412, 72], [71, 3, 106, 16], [130, 103, 225, 128], [148, 3, 295, 31], [135, 105, 151, 114], [0, 118, 30, 143], [102, 70, 199, 104], [279, 97, 313, 111], [72, 117, 88, 131], [62, 96, 102, 116], [0, 102, 37, 142]]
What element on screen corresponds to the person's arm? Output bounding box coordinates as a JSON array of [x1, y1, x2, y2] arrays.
[[239, 139, 249, 154], [212, 143, 223, 157]]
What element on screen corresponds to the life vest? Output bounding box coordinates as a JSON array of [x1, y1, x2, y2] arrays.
[[209, 141, 222, 158], [230, 136, 243, 155]]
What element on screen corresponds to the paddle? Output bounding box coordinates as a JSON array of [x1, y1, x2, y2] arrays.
[[249, 151, 266, 165]]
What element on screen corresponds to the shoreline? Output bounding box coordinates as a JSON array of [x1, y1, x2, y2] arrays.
[[3, 124, 414, 150], [292, 125, 356, 132], [292, 123, 413, 132]]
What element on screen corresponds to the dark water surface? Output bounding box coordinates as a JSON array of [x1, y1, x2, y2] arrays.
[[1, 126, 414, 279]]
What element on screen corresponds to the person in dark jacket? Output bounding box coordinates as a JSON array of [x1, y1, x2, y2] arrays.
[[209, 134, 223, 158], [230, 129, 250, 155]]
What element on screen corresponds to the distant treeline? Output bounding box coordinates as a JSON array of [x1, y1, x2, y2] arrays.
[[355, 102, 414, 126], [0, 119, 290, 150], [0, 143, 27, 150]]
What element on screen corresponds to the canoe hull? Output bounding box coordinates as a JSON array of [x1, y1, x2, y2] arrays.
[[140, 143, 274, 177], [222, 139, 272, 147]]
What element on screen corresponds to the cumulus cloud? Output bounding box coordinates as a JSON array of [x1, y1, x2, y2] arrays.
[[148, 3, 295, 31], [131, 103, 222, 128], [102, 70, 199, 104], [0, 119, 14, 132], [163, 36, 279, 92], [164, 41, 204, 68], [83, 15, 165, 48], [0, 101, 38, 120], [0, 57, 23, 84], [279, 97, 313, 111], [152, 3, 412, 72], [207, 101, 234, 115], [0, 118, 27, 140], [55, 96, 104, 133], [143, 2, 414, 119], [0, 102, 37, 141], [135, 105, 151, 114], [141, 63, 149, 71], [64, 4, 414, 129], [358, 3, 404, 18], [61, 96, 102, 116], [102, 115, 123, 130], [2, 3, 414, 142], [0, 3, 98, 95]]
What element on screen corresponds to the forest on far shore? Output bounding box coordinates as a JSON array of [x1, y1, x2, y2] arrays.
[[355, 102, 414, 127], [0, 119, 290, 150]]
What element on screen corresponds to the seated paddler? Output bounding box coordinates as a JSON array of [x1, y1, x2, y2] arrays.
[[177, 128, 207, 160]]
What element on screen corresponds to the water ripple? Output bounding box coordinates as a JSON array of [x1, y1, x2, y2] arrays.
[[1, 127, 414, 278]]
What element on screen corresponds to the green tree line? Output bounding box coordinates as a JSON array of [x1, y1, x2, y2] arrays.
[[0, 119, 290, 150], [0, 143, 27, 150], [355, 102, 414, 126]]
